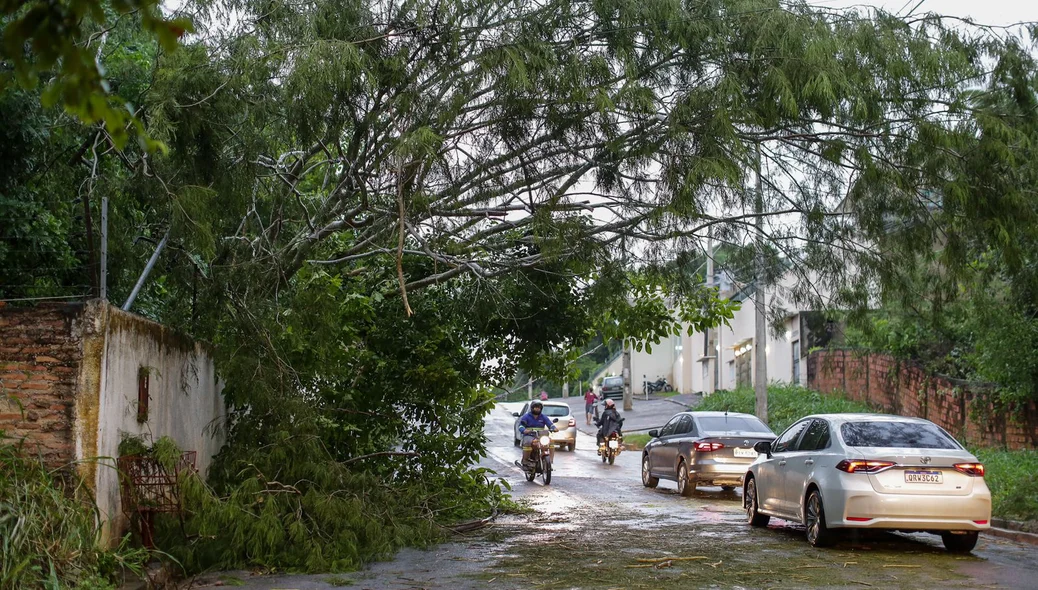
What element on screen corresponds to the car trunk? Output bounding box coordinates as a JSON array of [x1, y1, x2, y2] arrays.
[[859, 448, 977, 496], [702, 432, 775, 463]]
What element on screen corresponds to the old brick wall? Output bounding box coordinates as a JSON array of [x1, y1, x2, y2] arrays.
[[0, 302, 86, 468], [807, 349, 1038, 449]]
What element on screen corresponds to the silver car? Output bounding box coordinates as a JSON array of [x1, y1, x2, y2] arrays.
[[744, 413, 992, 552], [641, 411, 776, 495], [512, 401, 578, 451]]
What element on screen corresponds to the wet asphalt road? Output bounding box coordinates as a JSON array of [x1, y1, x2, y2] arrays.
[[189, 401, 1038, 590]]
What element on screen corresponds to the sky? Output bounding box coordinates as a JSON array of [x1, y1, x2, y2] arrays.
[[812, 0, 1035, 27]]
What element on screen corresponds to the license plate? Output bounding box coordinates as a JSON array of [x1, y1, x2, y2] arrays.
[[905, 470, 943, 484], [733, 447, 757, 458], [608, 440, 619, 449]]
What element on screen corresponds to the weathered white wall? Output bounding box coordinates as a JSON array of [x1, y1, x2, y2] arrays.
[[86, 306, 225, 545]]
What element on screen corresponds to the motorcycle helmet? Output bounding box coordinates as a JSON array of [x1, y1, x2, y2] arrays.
[[604, 399, 616, 409], [531, 401, 543, 413]]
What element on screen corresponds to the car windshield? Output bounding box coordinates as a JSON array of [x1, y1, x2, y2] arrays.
[[541, 405, 570, 417], [840, 421, 961, 449], [603, 377, 623, 387], [698, 416, 771, 434]]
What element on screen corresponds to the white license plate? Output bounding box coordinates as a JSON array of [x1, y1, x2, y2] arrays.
[[905, 470, 943, 484], [608, 440, 619, 449], [733, 447, 757, 458]]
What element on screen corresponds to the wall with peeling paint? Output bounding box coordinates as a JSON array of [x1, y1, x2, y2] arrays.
[[91, 305, 225, 544]]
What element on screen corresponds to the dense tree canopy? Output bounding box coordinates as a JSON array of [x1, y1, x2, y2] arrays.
[[3, 0, 1038, 573]]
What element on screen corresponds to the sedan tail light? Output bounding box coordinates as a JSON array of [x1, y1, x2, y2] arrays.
[[694, 442, 725, 452], [568, 417, 576, 427], [836, 459, 896, 473], [953, 462, 985, 477]]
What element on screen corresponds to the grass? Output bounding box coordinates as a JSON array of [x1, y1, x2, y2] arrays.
[[696, 385, 1038, 523], [0, 437, 150, 589], [696, 384, 875, 434], [623, 433, 651, 451], [971, 447, 1038, 523]]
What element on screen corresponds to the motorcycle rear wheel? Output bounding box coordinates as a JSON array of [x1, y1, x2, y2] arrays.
[[525, 465, 535, 482]]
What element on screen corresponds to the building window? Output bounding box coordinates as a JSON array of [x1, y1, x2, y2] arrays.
[[792, 340, 801, 385], [137, 367, 150, 423]]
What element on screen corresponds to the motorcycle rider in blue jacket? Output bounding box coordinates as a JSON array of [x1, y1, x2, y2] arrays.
[[519, 401, 557, 464]]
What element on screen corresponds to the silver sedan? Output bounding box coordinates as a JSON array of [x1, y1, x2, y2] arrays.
[[744, 413, 991, 552]]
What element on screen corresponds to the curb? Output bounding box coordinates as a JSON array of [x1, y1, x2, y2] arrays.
[[983, 526, 1038, 546]]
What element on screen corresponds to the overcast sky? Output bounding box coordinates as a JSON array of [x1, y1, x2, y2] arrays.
[[812, 0, 1035, 27]]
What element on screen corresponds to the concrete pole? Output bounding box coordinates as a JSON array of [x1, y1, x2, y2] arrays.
[[100, 197, 108, 300], [754, 142, 769, 424], [622, 342, 633, 411], [705, 229, 715, 396], [562, 382, 569, 398], [527, 378, 533, 400]]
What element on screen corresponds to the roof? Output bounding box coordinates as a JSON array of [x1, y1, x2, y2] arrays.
[[801, 413, 935, 424], [680, 411, 761, 419]]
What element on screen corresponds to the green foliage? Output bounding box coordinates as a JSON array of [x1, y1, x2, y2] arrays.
[[697, 384, 875, 434], [1, 0, 190, 147], [972, 447, 1038, 522], [0, 438, 149, 589], [156, 431, 510, 574]]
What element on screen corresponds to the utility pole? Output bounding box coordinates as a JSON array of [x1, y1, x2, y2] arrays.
[[100, 197, 108, 300], [705, 228, 715, 396], [622, 342, 633, 411], [562, 382, 569, 398], [527, 378, 533, 400], [754, 142, 769, 424]]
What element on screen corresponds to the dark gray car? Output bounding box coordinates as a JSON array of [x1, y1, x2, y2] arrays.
[[642, 411, 775, 496], [599, 376, 624, 400]]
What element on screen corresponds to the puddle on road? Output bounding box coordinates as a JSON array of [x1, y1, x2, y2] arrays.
[[464, 496, 992, 590]]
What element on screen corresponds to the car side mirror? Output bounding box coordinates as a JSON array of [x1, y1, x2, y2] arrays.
[[648, 429, 659, 438], [512, 412, 520, 417], [552, 418, 559, 423], [753, 440, 773, 458]]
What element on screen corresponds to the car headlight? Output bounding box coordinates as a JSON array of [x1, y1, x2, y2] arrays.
[[539, 436, 551, 446]]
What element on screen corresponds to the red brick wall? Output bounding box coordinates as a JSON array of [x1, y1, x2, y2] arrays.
[[807, 349, 1038, 449], [0, 303, 86, 467]]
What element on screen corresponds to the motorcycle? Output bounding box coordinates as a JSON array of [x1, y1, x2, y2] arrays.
[[515, 428, 553, 484], [598, 431, 624, 465], [646, 378, 673, 394]]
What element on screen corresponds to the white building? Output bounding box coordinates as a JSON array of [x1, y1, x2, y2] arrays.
[[593, 268, 839, 396]]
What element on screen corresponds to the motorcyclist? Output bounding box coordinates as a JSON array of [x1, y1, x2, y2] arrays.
[[595, 399, 624, 446], [518, 401, 558, 464]]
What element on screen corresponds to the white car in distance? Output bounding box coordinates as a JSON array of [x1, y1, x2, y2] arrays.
[[743, 414, 991, 552]]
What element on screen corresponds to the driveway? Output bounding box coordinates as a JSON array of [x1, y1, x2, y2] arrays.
[[189, 402, 1038, 589]]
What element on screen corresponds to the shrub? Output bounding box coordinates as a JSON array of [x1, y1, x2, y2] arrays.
[[972, 447, 1038, 522], [697, 384, 875, 433]]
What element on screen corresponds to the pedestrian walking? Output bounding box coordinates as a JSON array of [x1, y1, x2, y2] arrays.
[[583, 388, 598, 425]]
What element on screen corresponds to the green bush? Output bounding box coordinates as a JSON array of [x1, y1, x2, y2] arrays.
[[697, 384, 875, 433], [972, 448, 1038, 522], [0, 438, 149, 589]]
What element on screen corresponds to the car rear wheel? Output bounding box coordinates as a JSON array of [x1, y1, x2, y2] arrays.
[[941, 532, 979, 553], [677, 461, 694, 497], [642, 455, 659, 488], [805, 490, 836, 547], [745, 478, 770, 527]]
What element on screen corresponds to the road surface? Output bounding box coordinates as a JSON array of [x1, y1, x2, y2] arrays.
[[190, 400, 1038, 589]]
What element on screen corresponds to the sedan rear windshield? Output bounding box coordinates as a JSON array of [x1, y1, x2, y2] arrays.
[[603, 377, 623, 387], [840, 421, 960, 449], [698, 416, 771, 434], [542, 406, 570, 417]]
